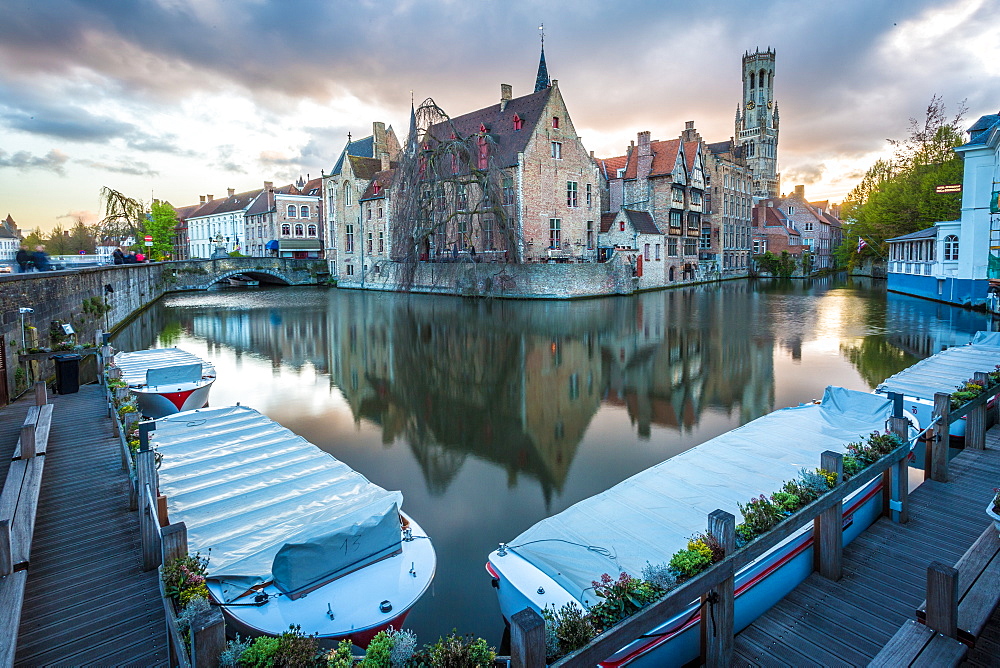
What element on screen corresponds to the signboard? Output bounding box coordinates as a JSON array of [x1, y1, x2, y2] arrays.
[[935, 184, 962, 193], [144, 235, 153, 247]]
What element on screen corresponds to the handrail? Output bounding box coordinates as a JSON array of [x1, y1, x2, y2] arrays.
[[551, 441, 910, 668]]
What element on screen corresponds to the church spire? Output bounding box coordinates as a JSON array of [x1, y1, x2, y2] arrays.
[[534, 24, 550, 93]]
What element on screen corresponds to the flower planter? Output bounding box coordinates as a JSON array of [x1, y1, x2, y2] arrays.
[[987, 502, 1000, 533]]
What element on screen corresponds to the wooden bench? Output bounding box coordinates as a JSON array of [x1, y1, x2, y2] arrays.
[[870, 527, 1000, 667], [0, 382, 52, 667]]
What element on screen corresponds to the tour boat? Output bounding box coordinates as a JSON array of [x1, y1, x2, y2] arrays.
[[111, 347, 216, 419], [875, 330, 1000, 438], [486, 387, 898, 667], [151, 405, 436, 647], [228, 274, 260, 287]]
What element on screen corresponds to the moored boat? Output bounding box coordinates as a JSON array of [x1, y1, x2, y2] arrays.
[[486, 387, 898, 667], [228, 274, 260, 287], [151, 405, 436, 646], [111, 347, 215, 419], [875, 330, 1000, 438]]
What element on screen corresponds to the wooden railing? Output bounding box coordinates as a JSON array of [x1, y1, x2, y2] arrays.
[[0, 382, 52, 668], [506, 416, 914, 667]]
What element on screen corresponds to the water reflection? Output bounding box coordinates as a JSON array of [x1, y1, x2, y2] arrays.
[[111, 276, 995, 644]]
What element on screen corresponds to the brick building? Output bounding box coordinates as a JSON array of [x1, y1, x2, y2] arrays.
[[244, 179, 323, 259], [702, 135, 754, 274], [752, 201, 804, 259], [322, 123, 400, 279], [753, 185, 843, 271]]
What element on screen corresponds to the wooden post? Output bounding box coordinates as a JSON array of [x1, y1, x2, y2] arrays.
[[923, 427, 934, 482], [139, 419, 155, 451], [968, 372, 989, 450], [0, 519, 11, 576], [888, 417, 909, 523], [19, 424, 36, 459], [161, 522, 188, 564], [137, 449, 160, 571], [814, 451, 843, 581], [510, 607, 546, 668], [925, 561, 959, 638], [932, 393, 950, 482], [33, 380, 47, 406], [701, 510, 735, 667], [190, 607, 226, 668]]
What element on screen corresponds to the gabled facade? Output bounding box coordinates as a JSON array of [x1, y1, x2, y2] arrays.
[[704, 136, 753, 274], [0, 215, 22, 261], [186, 188, 263, 258], [751, 202, 804, 258], [323, 123, 400, 279], [755, 186, 843, 270], [244, 181, 322, 258], [357, 169, 394, 271], [598, 208, 666, 288]]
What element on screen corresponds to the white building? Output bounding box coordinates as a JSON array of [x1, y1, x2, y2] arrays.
[[186, 188, 263, 258]]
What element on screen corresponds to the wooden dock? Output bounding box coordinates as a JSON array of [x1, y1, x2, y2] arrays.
[[733, 430, 1000, 667], [3, 385, 167, 666]]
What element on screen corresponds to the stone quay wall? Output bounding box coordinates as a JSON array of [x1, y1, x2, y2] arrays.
[[337, 256, 638, 299], [0, 258, 324, 401]]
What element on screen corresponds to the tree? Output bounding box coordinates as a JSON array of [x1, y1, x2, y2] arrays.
[[837, 96, 966, 267], [67, 218, 97, 254], [754, 250, 798, 278], [146, 201, 178, 260], [98, 186, 145, 245], [22, 227, 44, 249], [45, 224, 71, 255]]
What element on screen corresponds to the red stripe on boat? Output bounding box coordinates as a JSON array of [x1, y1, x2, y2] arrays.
[[162, 388, 197, 410]]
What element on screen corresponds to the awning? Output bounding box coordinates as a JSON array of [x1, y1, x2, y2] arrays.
[[265, 240, 279, 250], [279, 240, 322, 251]]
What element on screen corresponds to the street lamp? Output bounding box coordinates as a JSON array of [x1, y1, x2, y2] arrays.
[[18, 307, 32, 351]]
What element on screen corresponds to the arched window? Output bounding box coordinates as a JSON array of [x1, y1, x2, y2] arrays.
[[749, 72, 755, 89], [759, 69, 766, 88], [294, 224, 304, 237], [300, 205, 309, 218], [287, 205, 296, 217], [944, 234, 959, 261], [307, 224, 317, 236], [344, 182, 352, 206], [281, 223, 290, 235]]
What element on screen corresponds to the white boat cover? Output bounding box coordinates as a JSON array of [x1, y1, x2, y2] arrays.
[[152, 405, 404, 603], [506, 387, 892, 602], [876, 331, 1000, 399], [114, 348, 215, 387]]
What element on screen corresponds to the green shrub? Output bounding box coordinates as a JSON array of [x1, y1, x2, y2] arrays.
[[542, 602, 596, 660], [162, 552, 209, 605], [240, 636, 281, 667], [412, 632, 496, 668], [324, 639, 356, 668]]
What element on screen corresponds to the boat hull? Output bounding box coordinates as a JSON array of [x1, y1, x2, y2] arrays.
[[131, 379, 214, 419], [488, 476, 887, 667]]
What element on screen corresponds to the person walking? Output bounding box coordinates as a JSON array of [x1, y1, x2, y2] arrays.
[[32, 245, 51, 272], [112, 247, 125, 265], [15, 244, 30, 273], [135, 250, 146, 263], [123, 251, 137, 264]]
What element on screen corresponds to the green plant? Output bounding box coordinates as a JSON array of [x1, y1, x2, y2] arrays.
[[325, 639, 356, 668], [668, 547, 712, 579], [542, 602, 597, 660], [640, 561, 677, 591], [162, 552, 209, 605], [413, 632, 496, 668], [387, 628, 417, 667], [240, 635, 282, 668], [219, 635, 252, 668], [107, 378, 127, 389], [175, 595, 212, 648], [271, 625, 321, 666], [363, 630, 393, 668], [588, 572, 664, 630]]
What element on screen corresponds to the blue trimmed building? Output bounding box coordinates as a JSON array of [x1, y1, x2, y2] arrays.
[[887, 111, 1000, 310]]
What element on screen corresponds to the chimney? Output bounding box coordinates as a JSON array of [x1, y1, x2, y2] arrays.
[[636, 131, 653, 189], [794, 184, 805, 199], [500, 83, 512, 111], [373, 122, 387, 156], [227, 187, 235, 197], [380, 151, 390, 171], [199, 195, 206, 204], [552, 79, 558, 87], [206, 194, 214, 202]]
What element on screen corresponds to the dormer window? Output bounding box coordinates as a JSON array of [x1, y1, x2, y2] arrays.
[[479, 123, 487, 134], [552, 116, 559, 129], [373, 182, 381, 195], [513, 114, 523, 131]]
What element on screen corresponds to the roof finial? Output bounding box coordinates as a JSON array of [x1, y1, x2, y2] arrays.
[[534, 24, 550, 93], [347, 131, 352, 144]]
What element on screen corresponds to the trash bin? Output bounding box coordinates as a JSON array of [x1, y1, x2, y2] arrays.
[[52, 353, 82, 394]]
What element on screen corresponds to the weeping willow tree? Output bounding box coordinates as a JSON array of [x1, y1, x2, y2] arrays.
[[98, 186, 145, 244], [390, 98, 524, 291]]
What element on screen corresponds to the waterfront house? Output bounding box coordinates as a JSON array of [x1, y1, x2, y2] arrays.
[[751, 201, 804, 259], [886, 111, 1000, 310], [753, 187, 842, 271], [244, 179, 324, 259]]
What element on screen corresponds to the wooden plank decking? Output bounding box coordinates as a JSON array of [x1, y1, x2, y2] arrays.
[[733, 429, 1000, 667], [11, 385, 167, 666]]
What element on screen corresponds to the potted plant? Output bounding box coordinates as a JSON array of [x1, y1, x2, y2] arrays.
[[988, 489, 1000, 532]]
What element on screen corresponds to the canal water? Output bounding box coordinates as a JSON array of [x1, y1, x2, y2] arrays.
[[113, 275, 993, 646]]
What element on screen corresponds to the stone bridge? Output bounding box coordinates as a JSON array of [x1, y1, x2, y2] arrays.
[[166, 257, 328, 290]]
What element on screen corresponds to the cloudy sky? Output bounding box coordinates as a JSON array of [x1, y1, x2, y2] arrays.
[[1, 0, 997, 232]]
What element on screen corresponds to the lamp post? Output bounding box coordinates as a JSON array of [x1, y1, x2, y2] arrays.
[[18, 307, 32, 351]]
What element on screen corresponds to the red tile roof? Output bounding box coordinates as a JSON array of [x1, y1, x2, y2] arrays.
[[597, 155, 628, 180], [622, 138, 682, 179], [683, 141, 700, 173], [360, 169, 395, 200], [600, 212, 617, 233]]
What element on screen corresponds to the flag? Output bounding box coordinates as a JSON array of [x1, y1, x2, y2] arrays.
[[856, 237, 867, 253]]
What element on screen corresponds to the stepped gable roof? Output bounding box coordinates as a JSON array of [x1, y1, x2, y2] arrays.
[[600, 212, 616, 233], [360, 169, 395, 201], [684, 141, 700, 173], [596, 155, 628, 180], [623, 209, 660, 235], [245, 184, 299, 216], [622, 138, 682, 179], [887, 227, 938, 242], [425, 87, 554, 170], [329, 134, 376, 175], [0, 214, 19, 238]]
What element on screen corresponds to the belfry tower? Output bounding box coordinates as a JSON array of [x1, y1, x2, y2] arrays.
[[735, 48, 780, 198]]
